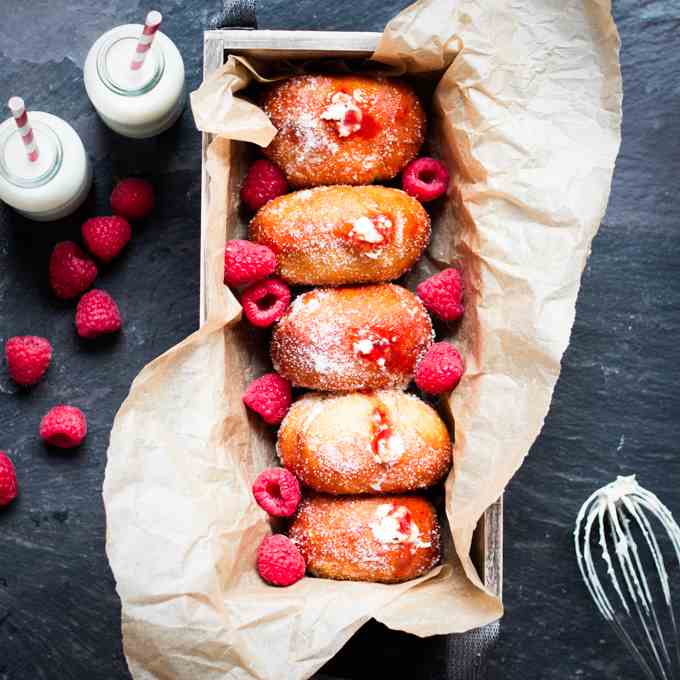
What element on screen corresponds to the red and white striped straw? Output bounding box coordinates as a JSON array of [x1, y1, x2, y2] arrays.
[[130, 10, 163, 71], [7, 97, 39, 163]]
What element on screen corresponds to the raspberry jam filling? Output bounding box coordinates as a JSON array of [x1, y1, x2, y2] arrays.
[[320, 90, 382, 139], [350, 326, 414, 374], [371, 404, 391, 455], [354, 112, 380, 139], [370, 405, 405, 465], [369, 504, 431, 548], [352, 328, 392, 367], [321, 92, 363, 137]]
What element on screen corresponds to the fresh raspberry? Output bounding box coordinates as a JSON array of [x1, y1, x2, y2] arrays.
[[402, 157, 450, 202], [224, 239, 277, 288], [241, 277, 291, 328], [110, 178, 155, 220], [415, 342, 465, 394], [240, 159, 289, 212], [416, 268, 465, 322], [75, 289, 122, 339], [82, 216, 132, 262], [256, 534, 305, 587], [243, 373, 292, 425], [0, 452, 18, 507], [252, 468, 301, 517], [39, 405, 87, 449], [4, 336, 52, 387], [49, 241, 98, 300]]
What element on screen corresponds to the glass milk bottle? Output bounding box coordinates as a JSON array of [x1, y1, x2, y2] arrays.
[[0, 98, 92, 221], [83, 11, 186, 139]]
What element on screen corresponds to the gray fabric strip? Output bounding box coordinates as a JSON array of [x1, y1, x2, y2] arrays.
[[209, 0, 257, 29], [447, 621, 500, 679]]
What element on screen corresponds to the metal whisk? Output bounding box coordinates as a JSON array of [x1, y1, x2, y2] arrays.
[[575, 475, 680, 680]]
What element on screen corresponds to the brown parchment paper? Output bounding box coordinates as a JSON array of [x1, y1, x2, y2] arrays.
[[104, 1, 622, 678]]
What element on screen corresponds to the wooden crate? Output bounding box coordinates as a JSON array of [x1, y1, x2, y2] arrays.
[[199, 28, 502, 604]]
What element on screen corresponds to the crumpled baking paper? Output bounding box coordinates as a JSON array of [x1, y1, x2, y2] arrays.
[[104, 1, 622, 678]]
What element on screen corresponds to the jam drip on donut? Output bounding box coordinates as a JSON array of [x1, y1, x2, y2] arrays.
[[371, 405, 391, 458], [320, 89, 382, 140], [369, 503, 431, 550], [352, 328, 392, 366], [321, 92, 363, 137], [350, 324, 415, 377], [396, 508, 413, 536], [354, 112, 380, 139], [370, 404, 405, 465]]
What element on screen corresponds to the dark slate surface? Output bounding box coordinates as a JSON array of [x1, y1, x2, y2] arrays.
[[0, 1, 678, 679]]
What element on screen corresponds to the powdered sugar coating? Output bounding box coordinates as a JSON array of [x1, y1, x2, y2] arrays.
[[288, 494, 440, 583], [261, 74, 426, 188], [271, 284, 434, 391], [250, 185, 430, 286], [277, 390, 451, 494], [292, 111, 339, 160]]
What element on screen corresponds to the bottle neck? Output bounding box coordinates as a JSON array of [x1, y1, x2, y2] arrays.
[[96, 29, 165, 97], [0, 119, 62, 189]]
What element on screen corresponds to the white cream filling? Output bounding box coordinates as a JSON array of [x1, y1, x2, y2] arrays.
[[320, 92, 363, 137], [370, 504, 431, 548], [349, 216, 385, 244], [375, 432, 405, 465], [353, 338, 374, 356]]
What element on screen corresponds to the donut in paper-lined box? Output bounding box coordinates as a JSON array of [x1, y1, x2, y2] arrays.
[[250, 185, 430, 286], [270, 284, 434, 391], [289, 494, 441, 583], [278, 390, 451, 494], [261, 74, 426, 188]]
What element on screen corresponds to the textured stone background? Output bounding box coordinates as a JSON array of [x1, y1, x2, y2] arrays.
[[0, 1, 679, 678]]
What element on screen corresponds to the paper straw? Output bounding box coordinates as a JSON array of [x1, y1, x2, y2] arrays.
[[131, 11, 163, 71], [7, 97, 39, 163]]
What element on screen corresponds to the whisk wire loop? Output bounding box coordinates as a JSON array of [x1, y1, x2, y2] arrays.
[[575, 476, 680, 680]]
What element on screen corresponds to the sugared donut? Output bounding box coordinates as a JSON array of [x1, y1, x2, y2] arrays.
[[249, 186, 430, 286], [289, 494, 440, 583], [270, 284, 434, 391], [261, 74, 426, 188], [278, 390, 451, 494]]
